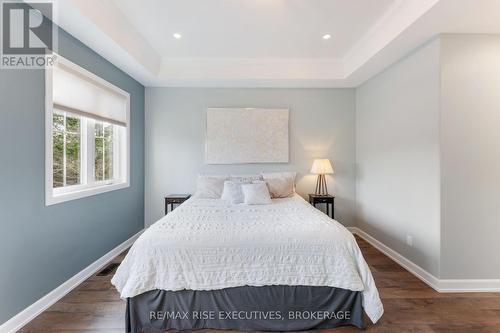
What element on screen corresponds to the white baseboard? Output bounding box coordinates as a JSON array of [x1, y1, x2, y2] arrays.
[[437, 279, 500, 292], [348, 227, 500, 293], [347, 227, 441, 291], [0, 230, 143, 333]]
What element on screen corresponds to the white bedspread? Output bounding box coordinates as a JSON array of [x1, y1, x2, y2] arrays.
[[112, 195, 383, 323]]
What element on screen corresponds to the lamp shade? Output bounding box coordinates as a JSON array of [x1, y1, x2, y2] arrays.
[[310, 159, 334, 175]]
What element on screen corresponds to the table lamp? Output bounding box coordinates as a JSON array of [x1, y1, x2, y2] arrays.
[[311, 159, 334, 195]]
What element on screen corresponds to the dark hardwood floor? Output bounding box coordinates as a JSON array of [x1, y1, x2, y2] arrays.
[[18, 236, 500, 333]]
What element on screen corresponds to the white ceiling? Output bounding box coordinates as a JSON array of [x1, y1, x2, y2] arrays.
[[49, 0, 500, 87], [112, 0, 395, 59]]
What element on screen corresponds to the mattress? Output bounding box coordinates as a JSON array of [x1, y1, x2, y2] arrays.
[[112, 194, 383, 323]]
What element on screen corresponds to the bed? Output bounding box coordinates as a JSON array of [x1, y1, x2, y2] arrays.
[[112, 194, 383, 332]]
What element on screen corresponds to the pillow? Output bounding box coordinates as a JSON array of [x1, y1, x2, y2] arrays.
[[265, 176, 294, 198], [261, 171, 297, 181], [193, 175, 228, 199], [241, 182, 272, 205], [229, 174, 263, 183], [221, 181, 245, 204], [261, 171, 297, 193]]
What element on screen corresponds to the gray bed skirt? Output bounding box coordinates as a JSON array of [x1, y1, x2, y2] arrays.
[[126, 285, 366, 332]]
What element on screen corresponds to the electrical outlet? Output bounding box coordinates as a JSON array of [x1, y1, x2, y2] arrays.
[[406, 235, 413, 247]]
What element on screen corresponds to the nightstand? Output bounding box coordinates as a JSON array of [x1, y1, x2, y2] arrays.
[[308, 194, 335, 219], [164, 194, 191, 215]]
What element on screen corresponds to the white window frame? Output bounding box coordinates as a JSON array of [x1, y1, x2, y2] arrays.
[[45, 55, 130, 206]]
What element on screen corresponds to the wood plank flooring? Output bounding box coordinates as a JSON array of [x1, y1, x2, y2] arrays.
[[18, 236, 500, 333]]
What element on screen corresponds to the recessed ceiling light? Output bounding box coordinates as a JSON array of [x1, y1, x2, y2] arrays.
[[322, 34, 331, 40], [173, 33, 182, 39]]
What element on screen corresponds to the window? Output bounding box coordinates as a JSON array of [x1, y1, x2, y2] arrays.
[[94, 121, 114, 182], [45, 56, 130, 205], [52, 111, 81, 188]]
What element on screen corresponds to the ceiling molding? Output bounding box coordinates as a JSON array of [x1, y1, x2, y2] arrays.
[[342, 0, 439, 76], [47, 0, 500, 87], [152, 58, 346, 87], [51, 0, 160, 85], [159, 58, 344, 81]]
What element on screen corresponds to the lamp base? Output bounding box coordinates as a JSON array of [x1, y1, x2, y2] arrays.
[[315, 174, 329, 195]]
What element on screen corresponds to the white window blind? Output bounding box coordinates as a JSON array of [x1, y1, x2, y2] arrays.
[[46, 55, 130, 206], [53, 62, 128, 127]]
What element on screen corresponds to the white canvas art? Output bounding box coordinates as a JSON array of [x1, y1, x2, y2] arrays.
[[206, 108, 289, 164]]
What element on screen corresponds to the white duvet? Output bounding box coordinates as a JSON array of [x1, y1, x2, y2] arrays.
[[112, 195, 383, 323]]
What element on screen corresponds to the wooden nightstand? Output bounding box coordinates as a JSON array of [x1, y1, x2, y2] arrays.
[[165, 194, 191, 215], [308, 194, 335, 219]]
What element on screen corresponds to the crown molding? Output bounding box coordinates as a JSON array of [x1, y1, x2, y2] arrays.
[[44, 0, 500, 87]]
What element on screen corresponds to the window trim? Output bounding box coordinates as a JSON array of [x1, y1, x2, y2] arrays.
[[45, 55, 130, 206]]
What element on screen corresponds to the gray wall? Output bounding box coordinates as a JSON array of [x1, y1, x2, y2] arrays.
[[0, 28, 145, 324], [440, 34, 500, 279], [355, 39, 442, 276], [145, 88, 355, 227]]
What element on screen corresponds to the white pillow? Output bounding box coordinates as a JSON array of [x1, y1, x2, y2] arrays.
[[221, 181, 245, 204], [229, 174, 263, 183], [261, 171, 297, 181], [261, 172, 297, 193], [265, 176, 294, 198], [241, 182, 272, 205], [193, 175, 228, 199]]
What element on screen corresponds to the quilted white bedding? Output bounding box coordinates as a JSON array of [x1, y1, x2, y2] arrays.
[[111, 195, 384, 323]]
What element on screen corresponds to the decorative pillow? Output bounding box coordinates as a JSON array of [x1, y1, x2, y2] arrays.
[[221, 181, 245, 204], [193, 175, 228, 199], [241, 182, 272, 205], [229, 174, 264, 183], [261, 172, 297, 193], [265, 176, 294, 198], [261, 171, 297, 181]]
